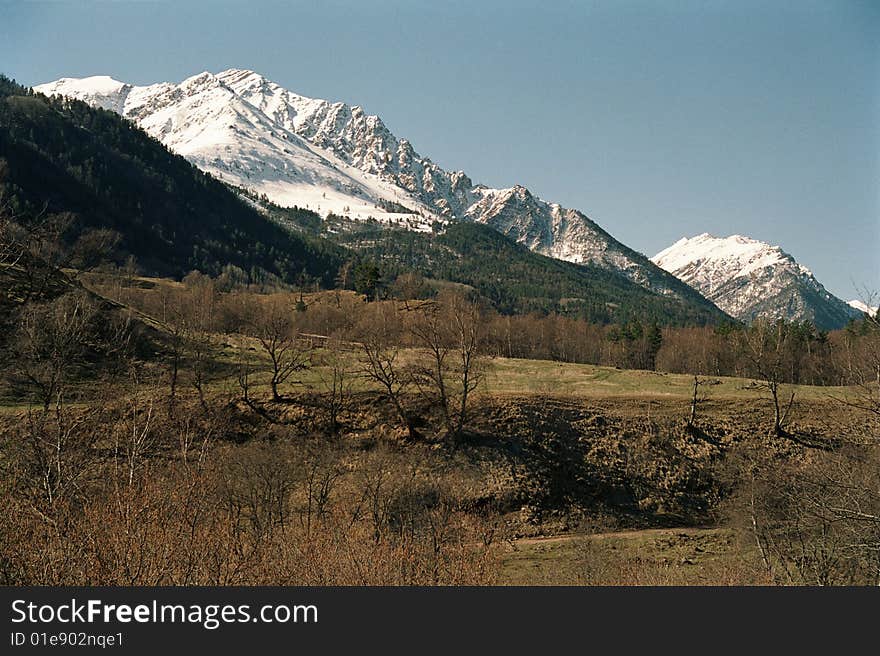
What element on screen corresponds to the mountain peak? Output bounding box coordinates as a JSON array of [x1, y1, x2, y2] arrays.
[[64, 74, 126, 91], [216, 68, 282, 94], [652, 233, 856, 328], [217, 67, 260, 80], [179, 71, 222, 90], [35, 75, 132, 113]]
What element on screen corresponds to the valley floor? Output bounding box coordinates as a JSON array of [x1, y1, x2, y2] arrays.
[[1, 273, 877, 586], [501, 527, 768, 586]]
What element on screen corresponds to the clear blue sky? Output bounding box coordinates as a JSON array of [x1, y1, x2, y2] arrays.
[[2, 0, 878, 300]]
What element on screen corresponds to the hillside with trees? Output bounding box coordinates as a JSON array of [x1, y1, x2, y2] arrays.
[[331, 222, 729, 326], [0, 75, 345, 286], [1, 239, 878, 585]]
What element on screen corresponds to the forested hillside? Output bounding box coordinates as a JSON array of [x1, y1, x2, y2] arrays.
[[0, 75, 344, 285], [332, 222, 729, 325]]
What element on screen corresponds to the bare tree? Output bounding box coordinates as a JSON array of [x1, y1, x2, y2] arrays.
[[159, 308, 207, 415], [391, 272, 429, 309], [224, 441, 305, 541], [299, 444, 344, 537], [6, 290, 101, 411], [312, 338, 353, 434], [66, 228, 122, 277], [409, 294, 485, 442], [360, 306, 419, 440], [236, 346, 256, 405], [163, 315, 185, 413], [115, 388, 156, 487], [0, 172, 27, 269], [447, 294, 485, 436], [687, 374, 713, 429], [739, 320, 795, 436], [175, 272, 218, 412], [731, 444, 880, 585], [188, 329, 212, 413], [249, 299, 311, 402], [409, 301, 453, 436], [838, 306, 880, 421], [0, 200, 75, 306], [22, 398, 98, 513], [333, 260, 355, 307]]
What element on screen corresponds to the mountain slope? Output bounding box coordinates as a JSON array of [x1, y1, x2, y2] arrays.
[[0, 75, 344, 284], [652, 233, 859, 329], [462, 185, 702, 298], [332, 222, 728, 325], [35, 69, 708, 304]]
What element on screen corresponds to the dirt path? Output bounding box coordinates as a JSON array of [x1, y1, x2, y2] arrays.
[[514, 526, 714, 546]]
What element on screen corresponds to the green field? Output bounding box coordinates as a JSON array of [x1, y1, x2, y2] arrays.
[[501, 527, 769, 585], [0, 336, 853, 413], [482, 357, 850, 401], [214, 342, 852, 404]]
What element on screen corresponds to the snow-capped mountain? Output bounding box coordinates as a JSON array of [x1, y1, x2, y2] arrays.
[[652, 233, 860, 329], [848, 300, 877, 317], [34, 69, 697, 301], [36, 71, 439, 227]]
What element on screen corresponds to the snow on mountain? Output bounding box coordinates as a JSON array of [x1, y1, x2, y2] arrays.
[[38, 75, 133, 114], [34, 69, 707, 300], [36, 71, 438, 227], [848, 300, 878, 317], [652, 233, 860, 329], [463, 185, 664, 287], [213, 69, 479, 218]]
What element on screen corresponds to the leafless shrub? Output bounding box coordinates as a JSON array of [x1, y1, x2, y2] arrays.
[[5, 290, 102, 410], [247, 298, 311, 401], [737, 320, 796, 436], [725, 441, 880, 586], [409, 293, 485, 442]]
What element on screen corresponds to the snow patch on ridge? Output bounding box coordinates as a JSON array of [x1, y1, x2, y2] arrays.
[[848, 300, 878, 317]]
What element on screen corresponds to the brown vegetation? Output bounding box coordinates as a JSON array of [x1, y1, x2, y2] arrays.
[[1, 228, 879, 585]]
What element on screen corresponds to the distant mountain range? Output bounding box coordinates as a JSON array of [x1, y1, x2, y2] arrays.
[[0, 74, 726, 326], [34, 70, 715, 305], [19, 70, 866, 329], [652, 233, 861, 330]]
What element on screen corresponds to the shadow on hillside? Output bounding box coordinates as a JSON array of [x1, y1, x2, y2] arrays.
[[779, 428, 840, 451]]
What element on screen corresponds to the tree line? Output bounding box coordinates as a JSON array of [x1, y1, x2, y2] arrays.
[[89, 265, 880, 390]]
